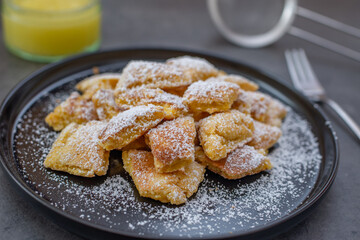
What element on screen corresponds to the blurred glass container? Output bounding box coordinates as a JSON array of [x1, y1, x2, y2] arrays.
[[2, 0, 101, 63], [207, 0, 297, 48]]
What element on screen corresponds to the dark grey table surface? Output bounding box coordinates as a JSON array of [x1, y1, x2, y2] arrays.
[[0, 0, 359, 239]]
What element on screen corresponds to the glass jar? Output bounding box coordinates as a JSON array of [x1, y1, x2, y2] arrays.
[[2, 0, 101, 62]]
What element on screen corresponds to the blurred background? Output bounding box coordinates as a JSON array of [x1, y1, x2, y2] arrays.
[[0, 0, 359, 240]]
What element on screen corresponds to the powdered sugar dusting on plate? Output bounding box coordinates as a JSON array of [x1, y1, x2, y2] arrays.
[[13, 87, 321, 238]]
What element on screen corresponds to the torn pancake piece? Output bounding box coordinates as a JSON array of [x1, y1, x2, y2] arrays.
[[99, 105, 165, 150], [183, 80, 240, 114], [92, 89, 124, 120], [122, 136, 149, 151], [114, 87, 188, 119], [232, 91, 287, 127], [75, 73, 121, 99], [45, 92, 98, 131], [117, 60, 191, 91], [44, 121, 109, 177], [123, 150, 205, 205], [166, 55, 220, 82], [248, 121, 282, 150], [198, 110, 254, 161], [265, 97, 288, 127], [146, 116, 196, 173], [195, 145, 272, 180], [209, 74, 259, 92]]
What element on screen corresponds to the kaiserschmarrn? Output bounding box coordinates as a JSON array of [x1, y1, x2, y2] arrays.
[[44, 55, 287, 205], [198, 110, 254, 161], [233, 91, 287, 127], [123, 150, 205, 205], [45, 92, 98, 131], [76, 73, 121, 99], [114, 87, 188, 119], [183, 80, 240, 114], [92, 89, 125, 120], [195, 145, 272, 180], [44, 121, 109, 177], [146, 116, 196, 173], [99, 105, 164, 151]]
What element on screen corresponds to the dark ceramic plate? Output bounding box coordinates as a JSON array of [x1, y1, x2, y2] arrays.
[[0, 48, 338, 240]]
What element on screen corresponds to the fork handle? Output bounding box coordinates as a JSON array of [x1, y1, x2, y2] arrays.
[[324, 98, 360, 141]]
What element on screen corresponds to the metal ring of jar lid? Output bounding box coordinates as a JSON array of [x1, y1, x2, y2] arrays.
[[207, 0, 298, 48]]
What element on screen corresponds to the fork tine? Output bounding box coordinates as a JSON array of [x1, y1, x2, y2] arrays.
[[292, 49, 311, 85], [291, 49, 310, 86], [297, 49, 325, 91], [285, 48, 326, 100], [285, 50, 303, 90]]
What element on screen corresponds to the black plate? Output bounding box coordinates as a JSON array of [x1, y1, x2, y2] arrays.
[[0, 48, 338, 240]]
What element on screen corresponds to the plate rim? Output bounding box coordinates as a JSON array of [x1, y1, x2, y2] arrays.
[[0, 46, 339, 240]]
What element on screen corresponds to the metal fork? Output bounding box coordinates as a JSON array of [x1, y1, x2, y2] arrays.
[[285, 48, 360, 141]]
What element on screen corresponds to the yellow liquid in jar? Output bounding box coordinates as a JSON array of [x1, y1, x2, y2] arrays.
[[13, 0, 92, 11], [2, 0, 101, 61]]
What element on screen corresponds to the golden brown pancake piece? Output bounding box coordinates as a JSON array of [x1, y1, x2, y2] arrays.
[[76, 73, 121, 99], [99, 105, 165, 150], [183, 80, 240, 114], [116, 60, 191, 91], [114, 87, 188, 119], [233, 91, 287, 127], [195, 145, 272, 180], [198, 110, 254, 161], [146, 116, 196, 173], [122, 135, 149, 151], [92, 89, 125, 120], [265, 98, 288, 127], [45, 92, 98, 131], [166, 55, 220, 82], [248, 121, 282, 150], [123, 150, 205, 205], [44, 121, 109, 177], [209, 74, 259, 91]]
